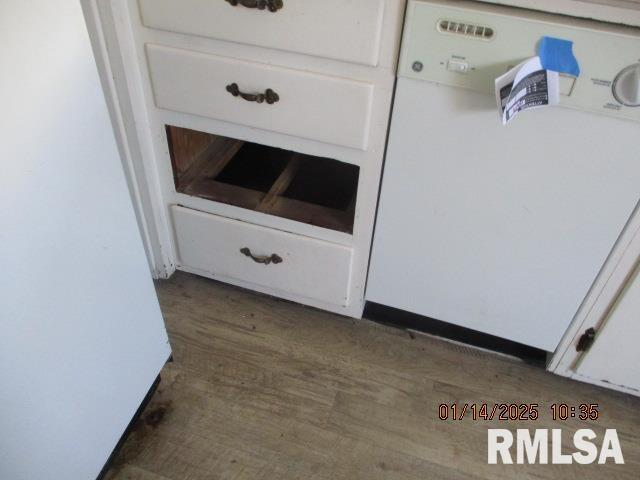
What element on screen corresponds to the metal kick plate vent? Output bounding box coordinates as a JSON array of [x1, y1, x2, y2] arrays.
[[437, 19, 495, 40]]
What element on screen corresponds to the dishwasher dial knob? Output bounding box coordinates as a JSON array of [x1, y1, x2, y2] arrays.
[[612, 63, 640, 107]]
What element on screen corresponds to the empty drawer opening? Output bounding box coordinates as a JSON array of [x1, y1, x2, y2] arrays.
[[167, 125, 359, 234]]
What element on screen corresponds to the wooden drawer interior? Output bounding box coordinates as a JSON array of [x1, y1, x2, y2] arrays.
[[167, 125, 359, 234]]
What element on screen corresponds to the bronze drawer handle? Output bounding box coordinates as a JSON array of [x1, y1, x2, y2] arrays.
[[240, 248, 283, 265], [226, 83, 280, 105], [225, 0, 283, 13]]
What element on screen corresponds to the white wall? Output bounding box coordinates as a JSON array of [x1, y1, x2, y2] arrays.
[[0, 1, 171, 478]]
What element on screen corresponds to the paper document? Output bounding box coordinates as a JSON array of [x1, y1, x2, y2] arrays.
[[495, 56, 559, 125]]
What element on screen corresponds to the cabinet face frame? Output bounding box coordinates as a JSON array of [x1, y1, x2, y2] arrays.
[[81, 0, 407, 317], [82, 0, 178, 278]]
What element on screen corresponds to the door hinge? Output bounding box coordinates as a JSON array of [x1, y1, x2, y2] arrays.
[[576, 327, 597, 352]]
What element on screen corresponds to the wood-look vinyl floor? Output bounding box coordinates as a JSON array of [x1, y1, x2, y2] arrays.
[[106, 272, 640, 480]]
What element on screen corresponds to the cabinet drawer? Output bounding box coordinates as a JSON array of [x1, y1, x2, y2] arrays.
[[147, 45, 374, 150], [138, 0, 385, 66], [172, 206, 353, 306]]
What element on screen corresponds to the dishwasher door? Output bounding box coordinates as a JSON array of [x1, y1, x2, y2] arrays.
[[367, 78, 640, 351]]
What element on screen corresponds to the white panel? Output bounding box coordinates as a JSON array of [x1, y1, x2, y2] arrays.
[[146, 44, 374, 150], [172, 206, 353, 306], [367, 78, 640, 351], [0, 2, 171, 479], [479, 0, 640, 29], [401, 0, 640, 122], [576, 264, 640, 391], [137, 0, 386, 66]]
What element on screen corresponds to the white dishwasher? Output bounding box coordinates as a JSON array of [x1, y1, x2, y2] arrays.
[[367, 0, 640, 351]]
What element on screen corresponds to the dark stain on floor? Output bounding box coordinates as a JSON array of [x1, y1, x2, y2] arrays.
[[144, 401, 172, 429]]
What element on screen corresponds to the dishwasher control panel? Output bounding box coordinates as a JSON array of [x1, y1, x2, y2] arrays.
[[401, 0, 640, 122]]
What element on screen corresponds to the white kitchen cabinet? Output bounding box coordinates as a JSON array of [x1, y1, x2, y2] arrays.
[[573, 264, 640, 395], [87, 0, 407, 317], [549, 207, 640, 396]]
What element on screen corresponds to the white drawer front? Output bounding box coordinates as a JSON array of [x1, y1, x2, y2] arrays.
[[172, 206, 353, 306], [147, 44, 374, 150], [138, 0, 385, 66]]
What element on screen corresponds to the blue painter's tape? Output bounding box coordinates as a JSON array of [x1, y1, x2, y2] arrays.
[[538, 36, 581, 77]]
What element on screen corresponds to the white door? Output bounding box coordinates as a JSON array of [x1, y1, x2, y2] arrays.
[[0, 1, 172, 479], [575, 264, 640, 394]]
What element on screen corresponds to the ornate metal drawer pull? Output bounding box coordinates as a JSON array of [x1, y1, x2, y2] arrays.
[[240, 248, 283, 265], [226, 83, 280, 105], [225, 0, 283, 13]]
